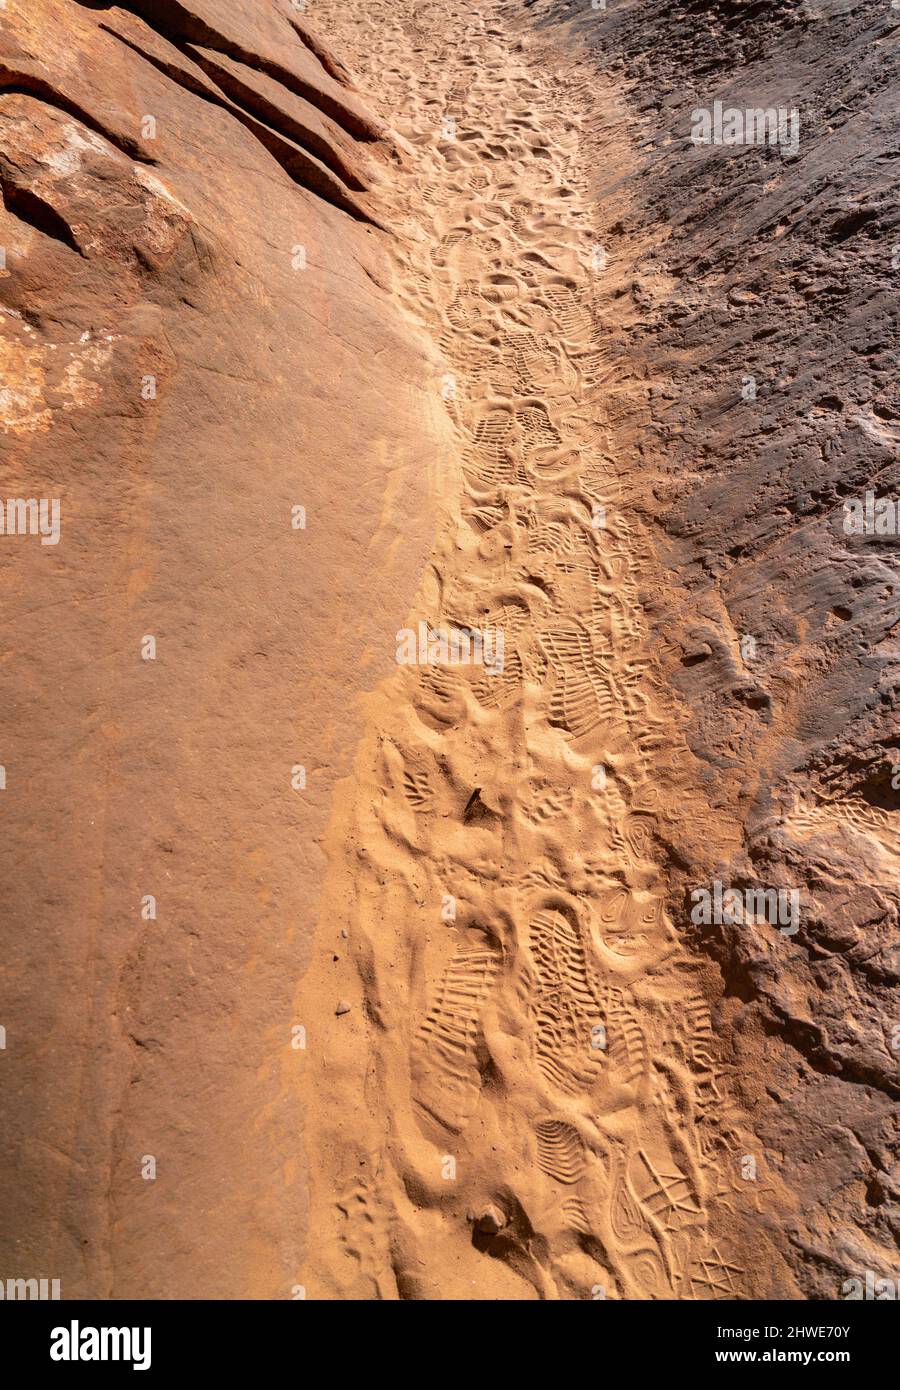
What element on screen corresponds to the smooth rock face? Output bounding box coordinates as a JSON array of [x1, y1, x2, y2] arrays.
[[0, 0, 451, 1297], [542, 0, 900, 1296]]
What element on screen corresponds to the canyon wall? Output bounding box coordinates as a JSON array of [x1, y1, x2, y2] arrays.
[[535, 0, 900, 1297], [0, 0, 452, 1297]]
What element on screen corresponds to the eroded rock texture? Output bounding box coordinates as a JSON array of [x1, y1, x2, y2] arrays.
[[535, 0, 900, 1295], [0, 0, 451, 1297]]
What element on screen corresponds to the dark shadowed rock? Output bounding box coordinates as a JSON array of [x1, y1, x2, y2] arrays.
[[537, 0, 900, 1297]]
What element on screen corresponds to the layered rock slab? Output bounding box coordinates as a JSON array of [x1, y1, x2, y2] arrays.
[[0, 0, 451, 1297], [536, 0, 900, 1296]]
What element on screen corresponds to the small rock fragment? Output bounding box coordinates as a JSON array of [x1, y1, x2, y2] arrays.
[[474, 1204, 506, 1236]]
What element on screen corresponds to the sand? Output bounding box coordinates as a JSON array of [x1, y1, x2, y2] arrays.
[[296, 0, 794, 1300]]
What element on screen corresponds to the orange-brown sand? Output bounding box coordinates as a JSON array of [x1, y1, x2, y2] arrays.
[[296, 0, 793, 1300]]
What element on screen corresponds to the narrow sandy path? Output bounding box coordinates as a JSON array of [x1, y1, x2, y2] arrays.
[[297, 0, 773, 1299]]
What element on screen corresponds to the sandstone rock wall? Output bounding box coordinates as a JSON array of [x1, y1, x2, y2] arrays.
[[536, 0, 900, 1296], [0, 0, 452, 1297]]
